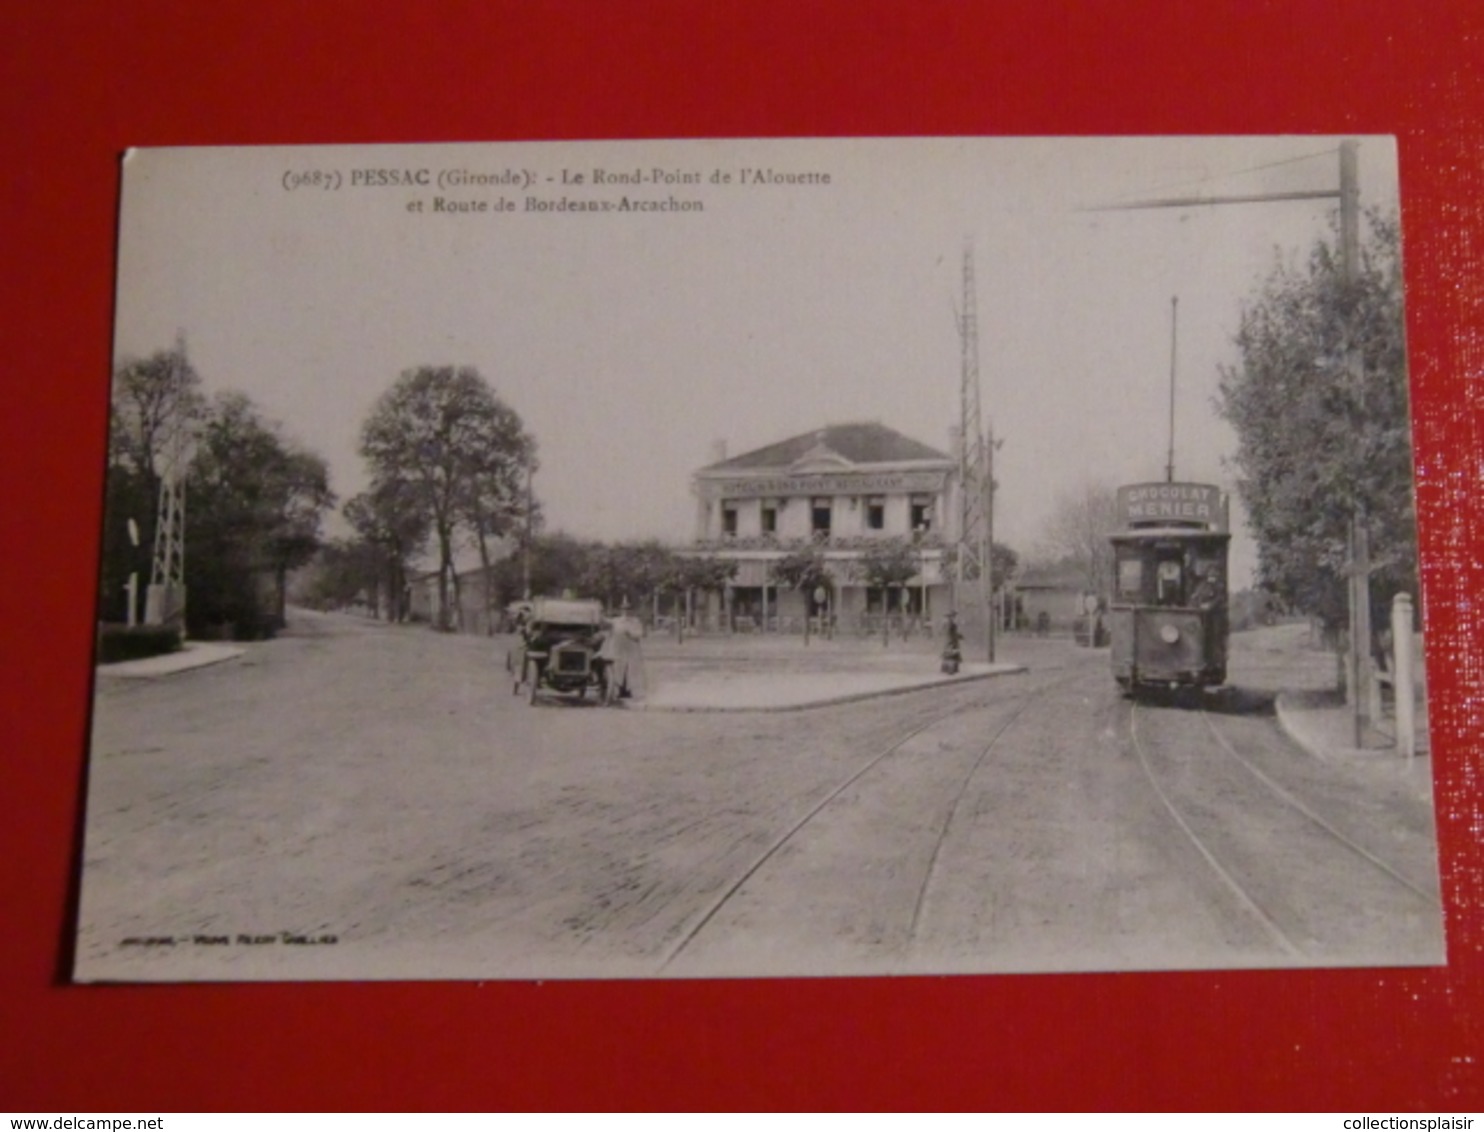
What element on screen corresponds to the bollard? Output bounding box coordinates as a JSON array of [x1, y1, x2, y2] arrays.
[[1391, 593, 1415, 759]]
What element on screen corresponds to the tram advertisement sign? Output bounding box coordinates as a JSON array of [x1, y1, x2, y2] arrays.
[[1116, 482, 1228, 531]]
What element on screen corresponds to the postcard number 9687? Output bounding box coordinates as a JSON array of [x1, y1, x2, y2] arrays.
[[281, 169, 342, 191]]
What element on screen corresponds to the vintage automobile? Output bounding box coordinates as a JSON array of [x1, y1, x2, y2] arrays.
[[509, 597, 613, 705]]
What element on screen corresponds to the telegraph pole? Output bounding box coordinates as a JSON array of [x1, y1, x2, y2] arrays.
[[956, 243, 993, 663], [145, 332, 190, 633], [1338, 139, 1374, 743], [986, 421, 1004, 663], [522, 462, 534, 601]]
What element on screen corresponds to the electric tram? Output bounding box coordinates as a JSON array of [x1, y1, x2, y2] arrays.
[[1107, 481, 1231, 693]]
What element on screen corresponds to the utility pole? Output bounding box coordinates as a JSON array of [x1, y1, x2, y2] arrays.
[[956, 243, 993, 663], [1338, 139, 1375, 743], [145, 332, 189, 633], [986, 421, 1004, 663], [1092, 140, 1372, 740], [522, 462, 534, 601]]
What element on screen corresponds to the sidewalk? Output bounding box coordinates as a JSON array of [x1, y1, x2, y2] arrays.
[[1275, 687, 1430, 763], [639, 661, 1026, 712], [95, 641, 245, 679], [1247, 622, 1432, 765]]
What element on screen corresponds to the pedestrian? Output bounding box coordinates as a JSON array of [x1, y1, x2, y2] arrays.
[[941, 610, 963, 674], [598, 602, 647, 703]]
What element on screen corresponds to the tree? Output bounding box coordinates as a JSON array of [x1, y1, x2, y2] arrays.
[[108, 345, 207, 483], [344, 480, 429, 621], [455, 407, 535, 633], [938, 541, 1019, 591], [574, 540, 677, 612], [486, 532, 593, 608], [769, 544, 830, 595], [674, 556, 738, 604], [360, 366, 534, 630], [295, 536, 386, 612], [1217, 210, 1413, 638], [619, 541, 683, 613], [186, 392, 335, 637], [1037, 481, 1121, 598], [100, 343, 206, 622], [770, 544, 833, 639], [991, 541, 1020, 589], [855, 539, 921, 622], [857, 538, 918, 593]]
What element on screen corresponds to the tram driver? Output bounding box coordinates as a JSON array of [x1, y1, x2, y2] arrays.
[[1189, 561, 1224, 609]]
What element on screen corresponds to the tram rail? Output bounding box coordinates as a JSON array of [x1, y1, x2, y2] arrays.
[[659, 672, 1073, 969], [1128, 695, 1437, 961]]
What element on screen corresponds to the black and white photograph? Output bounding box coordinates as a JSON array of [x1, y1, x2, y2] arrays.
[[77, 136, 1443, 981]]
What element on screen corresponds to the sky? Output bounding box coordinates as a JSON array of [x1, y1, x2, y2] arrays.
[[111, 137, 1405, 587]]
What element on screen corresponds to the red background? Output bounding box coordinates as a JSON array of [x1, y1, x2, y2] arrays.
[[4, 1, 1483, 1110]]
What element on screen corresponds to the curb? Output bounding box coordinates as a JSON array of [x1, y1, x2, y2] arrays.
[[97, 643, 247, 680], [1274, 689, 1418, 764], [1273, 691, 1330, 763], [637, 664, 1027, 713]]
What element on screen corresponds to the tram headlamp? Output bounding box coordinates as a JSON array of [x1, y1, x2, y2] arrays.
[[1159, 624, 1181, 644]]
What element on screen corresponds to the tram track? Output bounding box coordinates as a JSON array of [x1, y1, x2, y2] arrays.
[[1196, 707, 1438, 904], [904, 673, 1084, 941], [1128, 698, 1303, 958], [659, 670, 1076, 971], [1128, 694, 1439, 962]]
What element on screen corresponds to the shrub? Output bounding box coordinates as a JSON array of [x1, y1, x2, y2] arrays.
[[97, 623, 182, 664]]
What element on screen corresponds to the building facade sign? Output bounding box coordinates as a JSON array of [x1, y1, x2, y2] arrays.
[[1116, 481, 1228, 531], [701, 470, 947, 499]]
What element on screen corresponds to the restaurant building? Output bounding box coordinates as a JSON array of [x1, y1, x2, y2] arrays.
[[686, 422, 966, 630]]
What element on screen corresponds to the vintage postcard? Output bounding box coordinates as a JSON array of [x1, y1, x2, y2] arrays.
[[78, 137, 1443, 981]]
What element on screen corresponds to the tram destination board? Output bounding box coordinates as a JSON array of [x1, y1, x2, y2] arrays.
[[1116, 482, 1229, 531]]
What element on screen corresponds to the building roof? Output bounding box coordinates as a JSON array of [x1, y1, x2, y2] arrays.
[[699, 422, 951, 472], [1015, 561, 1090, 591]]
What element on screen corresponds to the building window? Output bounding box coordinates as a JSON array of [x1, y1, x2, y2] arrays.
[[761, 503, 777, 534], [721, 505, 738, 537], [910, 497, 933, 532], [865, 496, 885, 531], [811, 498, 832, 536]]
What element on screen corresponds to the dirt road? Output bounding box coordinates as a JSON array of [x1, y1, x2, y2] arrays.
[[75, 611, 1442, 980]]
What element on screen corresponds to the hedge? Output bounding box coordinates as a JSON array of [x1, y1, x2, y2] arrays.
[[97, 623, 182, 664]]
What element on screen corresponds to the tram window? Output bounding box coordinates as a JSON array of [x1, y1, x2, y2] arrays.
[[1190, 559, 1224, 608], [1117, 558, 1144, 598], [1156, 559, 1183, 605]]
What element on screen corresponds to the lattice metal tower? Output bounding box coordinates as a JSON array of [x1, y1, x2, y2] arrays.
[[955, 244, 989, 584], [145, 332, 190, 629]]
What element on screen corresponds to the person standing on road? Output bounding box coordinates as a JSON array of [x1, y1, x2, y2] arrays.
[[941, 611, 963, 674], [599, 603, 647, 702]]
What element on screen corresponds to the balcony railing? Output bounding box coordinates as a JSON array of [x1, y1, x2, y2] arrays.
[[694, 531, 947, 553]]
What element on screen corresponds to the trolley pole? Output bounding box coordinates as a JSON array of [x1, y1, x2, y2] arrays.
[[1167, 296, 1178, 484]]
